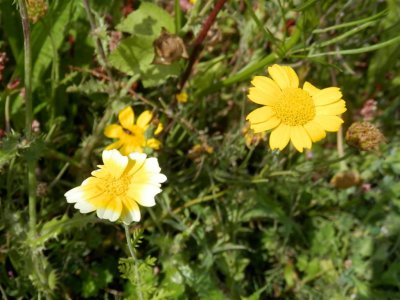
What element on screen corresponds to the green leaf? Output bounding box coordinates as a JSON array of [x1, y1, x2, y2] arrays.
[[0, 132, 20, 168], [116, 2, 174, 38], [108, 35, 181, 87], [16, 0, 81, 91]]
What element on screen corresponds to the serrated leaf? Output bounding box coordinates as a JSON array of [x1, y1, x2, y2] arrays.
[[0, 132, 20, 168]]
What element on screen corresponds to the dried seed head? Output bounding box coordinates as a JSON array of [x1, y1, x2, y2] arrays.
[[330, 170, 361, 189], [27, 0, 48, 24], [345, 122, 386, 151], [36, 182, 48, 197], [152, 28, 188, 65]]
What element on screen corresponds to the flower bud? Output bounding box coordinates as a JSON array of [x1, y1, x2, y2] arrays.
[[345, 122, 385, 151]]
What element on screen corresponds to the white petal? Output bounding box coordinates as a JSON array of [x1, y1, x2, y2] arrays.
[[102, 149, 128, 178]]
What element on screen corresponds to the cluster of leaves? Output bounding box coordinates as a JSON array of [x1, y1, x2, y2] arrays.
[[0, 0, 399, 299]]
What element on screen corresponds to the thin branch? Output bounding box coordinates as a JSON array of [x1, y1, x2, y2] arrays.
[[179, 0, 228, 90]]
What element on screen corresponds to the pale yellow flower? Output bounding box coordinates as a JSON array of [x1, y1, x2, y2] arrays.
[[104, 106, 163, 155], [65, 149, 167, 224], [246, 64, 346, 152]]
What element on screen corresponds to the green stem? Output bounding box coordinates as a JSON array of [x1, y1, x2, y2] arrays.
[[18, 0, 37, 236], [123, 224, 144, 300], [174, 0, 182, 34], [4, 94, 11, 132]]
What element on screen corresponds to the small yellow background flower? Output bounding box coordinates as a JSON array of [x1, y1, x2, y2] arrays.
[[104, 106, 163, 155], [246, 64, 346, 152], [65, 149, 167, 224]]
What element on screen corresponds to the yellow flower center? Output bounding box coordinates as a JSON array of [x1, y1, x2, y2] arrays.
[[272, 88, 315, 126], [104, 175, 130, 196]]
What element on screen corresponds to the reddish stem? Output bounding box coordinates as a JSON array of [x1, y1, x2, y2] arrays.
[[179, 0, 228, 90]]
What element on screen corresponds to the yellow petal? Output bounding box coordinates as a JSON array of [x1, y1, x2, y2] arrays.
[[290, 126, 312, 152], [121, 196, 141, 224], [128, 183, 162, 207], [105, 140, 122, 150], [127, 153, 147, 175], [104, 124, 123, 138], [246, 106, 275, 124], [137, 110, 153, 129], [96, 196, 122, 222], [155, 122, 163, 135], [303, 81, 320, 96], [312, 87, 342, 106], [269, 123, 290, 150], [314, 115, 344, 132], [304, 121, 326, 142], [315, 100, 347, 115], [249, 76, 281, 105], [147, 138, 161, 150], [267, 64, 299, 89], [102, 149, 128, 178], [250, 116, 281, 133], [118, 106, 135, 131], [120, 144, 142, 156]]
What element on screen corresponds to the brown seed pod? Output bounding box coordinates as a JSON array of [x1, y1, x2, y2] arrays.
[[152, 27, 188, 65], [345, 122, 386, 152]]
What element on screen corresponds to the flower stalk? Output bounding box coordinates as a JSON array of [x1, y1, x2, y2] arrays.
[[124, 224, 144, 300], [18, 0, 37, 236]]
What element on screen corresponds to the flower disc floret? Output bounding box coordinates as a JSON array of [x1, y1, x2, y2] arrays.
[[272, 88, 315, 126]]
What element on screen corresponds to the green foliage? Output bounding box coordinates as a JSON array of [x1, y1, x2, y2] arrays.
[[1, 0, 400, 299]]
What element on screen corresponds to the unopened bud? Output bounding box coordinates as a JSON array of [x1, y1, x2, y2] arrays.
[[330, 170, 361, 189], [345, 122, 385, 151], [152, 28, 188, 65]]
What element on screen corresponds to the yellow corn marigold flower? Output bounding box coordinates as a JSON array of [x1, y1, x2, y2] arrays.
[[65, 149, 167, 224], [104, 106, 163, 155], [176, 92, 188, 103], [246, 64, 347, 152]]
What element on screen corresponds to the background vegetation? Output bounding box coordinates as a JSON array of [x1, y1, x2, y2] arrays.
[[0, 0, 399, 299]]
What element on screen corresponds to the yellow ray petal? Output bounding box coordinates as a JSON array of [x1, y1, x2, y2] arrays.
[[268, 64, 299, 89], [96, 196, 122, 222], [250, 116, 281, 133], [104, 124, 123, 138], [246, 106, 275, 124], [127, 153, 147, 175], [249, 76, 281, 105], [314, 115, 344, 132], [154, 122, 163, 135], [102, 149, 128, 178], [137, 110, 153, 129], [128, 183, 161, 207], [304, 121, 326, 142], [290, 126, 312, 152], [269, 123, 290, 150], [303, 81, 320, 96], [118, 106, 135, 131], [105, 140, 122, 151], [312, 87, 342, 106], [121, 196, 141, 224], [315, 100, 347, 115], [147, 138, 161, 150]]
